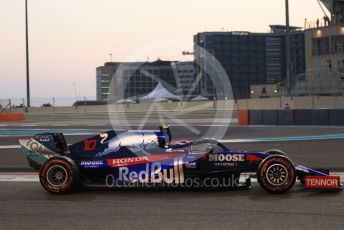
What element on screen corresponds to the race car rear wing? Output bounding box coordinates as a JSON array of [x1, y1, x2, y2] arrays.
[[19, 133, 67, 170]]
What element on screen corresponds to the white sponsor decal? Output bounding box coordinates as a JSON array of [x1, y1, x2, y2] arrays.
[[109, 156, 149, 167], [19, 138, 58, 158], [80, 161, 104, 167], [100, 133, 109, 144], [305, 176, 340, 189], [209, 154, 245, 162], [232, 31, 249, 36], [118, 157, 184, 184], [185, 161, 197, 168], [35, 134, 53, 142], [308, 178, 338, 187], [166, 148, 185, 153]]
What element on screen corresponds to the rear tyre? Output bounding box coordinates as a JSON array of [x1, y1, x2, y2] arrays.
[[257, 155, 296, 194], [39, 156, 79, 194]]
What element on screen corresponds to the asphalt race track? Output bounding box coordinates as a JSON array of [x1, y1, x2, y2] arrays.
[[1, 181, 344, 230], [1, 122, 344, 229]]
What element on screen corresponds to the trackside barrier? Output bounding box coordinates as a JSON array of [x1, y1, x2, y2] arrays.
[[294, 110, 313, 125], [262, 110, 278, 125], [248, 110, 263, 125], [312, 110, 329, 125], [245, 109, 344, 126], [238, 110, 248, 125], [277, 110, 294, 125], [0, 113, 24, 122], [329, 110, 344, 125]]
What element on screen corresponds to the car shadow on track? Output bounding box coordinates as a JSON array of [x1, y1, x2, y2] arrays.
[[34, 182, 343, 203]]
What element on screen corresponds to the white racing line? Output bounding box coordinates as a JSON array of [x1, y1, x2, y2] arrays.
[[0, 144, 72, 149], [0, 172, 343, 183], [0, 133, 95, 138], [0, 145, 21, 149], [0, 173, 39, 182]]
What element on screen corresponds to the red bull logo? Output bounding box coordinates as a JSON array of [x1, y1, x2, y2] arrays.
[[118, 157, 184, 184]]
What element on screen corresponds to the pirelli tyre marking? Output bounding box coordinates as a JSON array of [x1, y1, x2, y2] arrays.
[[39, 157, 79, 194], [257, 155, 296, 194]]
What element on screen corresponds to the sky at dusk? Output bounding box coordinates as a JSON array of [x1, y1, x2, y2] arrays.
[[0, 0, 325, 99]]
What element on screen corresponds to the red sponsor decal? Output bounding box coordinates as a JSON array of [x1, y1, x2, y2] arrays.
[[107, 153, 184, 167], [304, 176, 340, 189], [84, 139, 97, 151], [199, 154, 207, 160], [176, 140, 190, 145], [246, 154, 263, 161]]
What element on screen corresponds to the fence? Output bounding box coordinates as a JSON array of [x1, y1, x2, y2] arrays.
[[1, 95, 344, 114], [246, 109, 344, 126], [0, 96, 97, 113]]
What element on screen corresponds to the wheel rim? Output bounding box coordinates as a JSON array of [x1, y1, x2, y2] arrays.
[[266, 164, 288, 186], [46, 165, 68, 187]]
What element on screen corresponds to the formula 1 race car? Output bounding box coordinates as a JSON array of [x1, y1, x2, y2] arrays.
[[19, 129, 342, 194]]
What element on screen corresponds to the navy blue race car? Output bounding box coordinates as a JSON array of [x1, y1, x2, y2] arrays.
[[19, 129, 342, 194]]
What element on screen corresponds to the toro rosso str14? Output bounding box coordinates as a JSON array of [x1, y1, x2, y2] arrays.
[[19, 129, 342, 194]]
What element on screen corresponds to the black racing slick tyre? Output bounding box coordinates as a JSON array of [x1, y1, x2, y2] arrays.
[[39, 156, 79, 194], [257, 155, 296, 194]]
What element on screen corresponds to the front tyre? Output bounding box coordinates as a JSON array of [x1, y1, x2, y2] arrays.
[[264, 149, 287, 157], [39, 156, 79, 194], [257, 155, 296, 194]]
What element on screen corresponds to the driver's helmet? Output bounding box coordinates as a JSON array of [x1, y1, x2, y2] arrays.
[[162, 123, 170, 129]]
